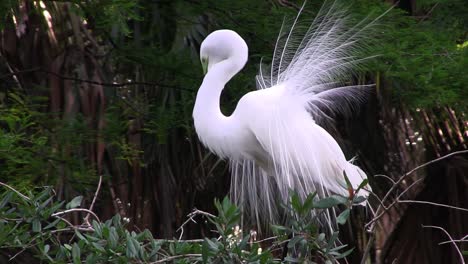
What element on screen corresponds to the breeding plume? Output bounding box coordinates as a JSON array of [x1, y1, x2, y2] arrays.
[[193, 2, 375, 228]]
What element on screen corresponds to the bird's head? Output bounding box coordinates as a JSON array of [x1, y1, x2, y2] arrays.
[[200, 30, 248, 75]]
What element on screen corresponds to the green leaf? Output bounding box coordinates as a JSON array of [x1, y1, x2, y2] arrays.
[[202, 240, 210, 263], [109, 227, 119, 248], [204, 238, 220, 252], [48, 201, 65, 215], [353, 196, 367, 204], [91, 242, 105, 253], [336, 247, 354, 259], [149, 240, 164, 260], [314, 195, 347, 209], [126, 236, 138, 258], [317, 233, 325, 242], [287, 235, 303, 249], [112, 214, 121, 227], [92, 220, 102, 237], [102, 225, 110, 239], [357, 179, 369, 191], [85, 253, 98, 264], [337, 209, 350, 225], [66, 196, 83, 209], [237, 234, 250, 250], [284, 256, 300, 263], [44, 244, 50, 254], [131, 235, 141, 257], [330, 245, 348, 254], [44, 218, 61, 230], [290, 191, 302, 213], [72, 243, 81, 264], [343, 171, 352, 189], [40, 196, 54, 209], [326, 232, 339, 252], [32, 219, 41, 232], [0, 192, 13, 208], [34, 188, 51, 203], [302, 192, 316, 212], [271, 224, 289, 234], [75, 230, 89, 246]]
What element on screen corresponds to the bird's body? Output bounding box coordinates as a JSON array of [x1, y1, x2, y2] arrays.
[[193, 3, 374, 228]]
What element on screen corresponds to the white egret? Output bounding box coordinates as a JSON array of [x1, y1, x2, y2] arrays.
[[193, 2, 375, 229]]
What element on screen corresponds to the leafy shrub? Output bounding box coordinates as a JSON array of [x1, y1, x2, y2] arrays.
[[0, 178, 367, 263]]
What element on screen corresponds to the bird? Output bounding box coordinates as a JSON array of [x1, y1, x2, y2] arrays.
[[193, 2, 376, 230]]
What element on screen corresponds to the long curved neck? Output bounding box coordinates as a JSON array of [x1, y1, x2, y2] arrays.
[[195, 60, 235, 117], [193, 58, 244, 157]]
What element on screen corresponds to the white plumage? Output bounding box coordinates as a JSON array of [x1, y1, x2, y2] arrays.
[[193, 2, 375, 229]]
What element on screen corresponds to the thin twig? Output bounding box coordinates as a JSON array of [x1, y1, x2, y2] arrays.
[[52, 208, 100, 222], [366, 178, 425, 228], [8, 239, 42, 262], [374, 174, 396, 184], [439, 239, 468, 245], [149, 253, 202, 263], [155, 239, 204, 243], [177, 209, 216, 240], [0, 182, 31, 201], [360, 232, 375, 264], [367, 150, 468, 228], [360, 150, 468, 264], [84, 175, 103, 225], [50, 226, 95, 234], [187, 209, 216, 219], [398, 200, 468, 213], [381, 149, 468, 211], [255, 236, 279, 243], [9, 237, 43, 261], [53, 215, 77, 229], [422, 225, 465, 264]]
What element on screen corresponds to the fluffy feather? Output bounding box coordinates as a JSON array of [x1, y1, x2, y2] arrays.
[[193, 1, 381, 232]]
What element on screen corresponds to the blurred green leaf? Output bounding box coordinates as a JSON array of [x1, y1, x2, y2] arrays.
[[314, 195, 348, 209], [72, 243, 81, 264], [337, 209, 350, 225], [66, 196, 83, 209]]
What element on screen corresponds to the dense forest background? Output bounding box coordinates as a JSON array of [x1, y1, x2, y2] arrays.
[[0, 0, 466, 263]]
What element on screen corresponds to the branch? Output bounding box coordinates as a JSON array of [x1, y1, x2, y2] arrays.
[[50, 226, 95, 234], [0, 182, 31, 201], [0, 68, 195, 91], [84, 175, 103, 225], [365, 178, 425, 228], [176, 209, 216, 240], [149, 253, 202, 263], [439, 234, 468, 245], [380, 150, 468, 213], [398, 200, 468, 212], [361, 150, 468, 264], [370, 150, 468, 226], [52, 208, 100, 222], [155, 239, 204, 243], [422, 225, 465, 264]]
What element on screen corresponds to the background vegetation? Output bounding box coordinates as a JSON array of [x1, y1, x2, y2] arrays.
[[0, 0, 466, 263]]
